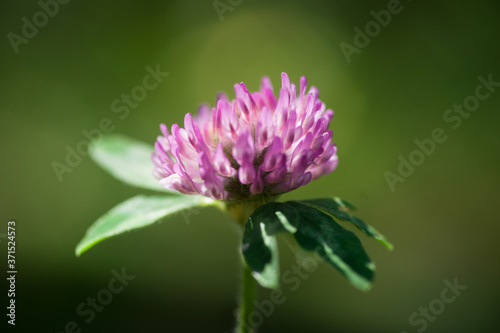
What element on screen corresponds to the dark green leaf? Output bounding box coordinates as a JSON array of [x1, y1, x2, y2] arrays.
[[242, 199, 379, 290], [76, 195, 213, 256], [296, 198, 393, 250], [287, 201, 375, 291], [242, 202, 299, 289]]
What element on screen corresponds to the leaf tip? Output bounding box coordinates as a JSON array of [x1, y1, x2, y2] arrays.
[[375, 236, 394, 250], [75, 243, 88, 257], [74, 246, 83, 258], [356, 281, 373, 292], [252, 271, 279, 289]]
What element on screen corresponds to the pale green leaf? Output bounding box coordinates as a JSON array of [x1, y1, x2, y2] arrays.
[[90, 134, 173, 193], [76, 195, 213, 256]]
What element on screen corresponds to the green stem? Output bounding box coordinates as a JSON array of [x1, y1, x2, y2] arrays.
[[227, 198, 276, 333], [237, 262, 256, 333]]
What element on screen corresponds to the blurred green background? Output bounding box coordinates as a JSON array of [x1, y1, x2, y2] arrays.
[[1, 0, 500, 332]]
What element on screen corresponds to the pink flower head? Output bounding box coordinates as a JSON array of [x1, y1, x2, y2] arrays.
[[152, 73, 338, 201]]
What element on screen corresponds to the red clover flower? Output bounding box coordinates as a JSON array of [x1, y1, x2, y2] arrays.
[[152, 73, 338, 201]]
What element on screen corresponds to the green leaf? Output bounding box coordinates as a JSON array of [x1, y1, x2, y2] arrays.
[[75, 195, 213, 256], [287, 201, 375, 291], [90, 134, 174, 193], [296, 198, 393, 250], [242, 200, 377, 290], [242, 202, 300, 289]]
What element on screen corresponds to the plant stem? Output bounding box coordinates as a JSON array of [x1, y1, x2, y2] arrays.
[[237, 262, 256, 333], [229, 199, 276, 332]]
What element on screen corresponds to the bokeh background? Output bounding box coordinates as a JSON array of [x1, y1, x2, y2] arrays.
[[1, 0, 500, 332]]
